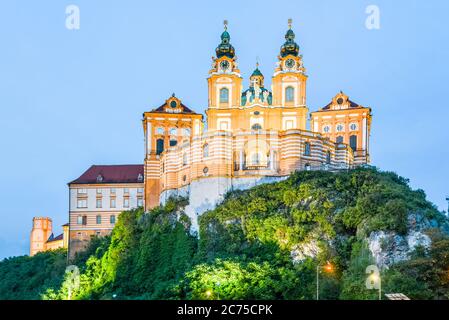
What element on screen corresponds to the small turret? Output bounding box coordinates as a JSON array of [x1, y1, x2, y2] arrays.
[[30, 217, 53, 256]]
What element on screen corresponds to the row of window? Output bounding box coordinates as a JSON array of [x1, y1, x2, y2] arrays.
[[323, 123, 358, 133], [336, 135, 358, 151], [166, 142, 337, 167], [155, 127, 191, 136], [77, 197, 143, 209], [218, 87, 295, 104], [303, 143, 332, 163], [77, 188, 143, 195], [77, 215, 116, 225]]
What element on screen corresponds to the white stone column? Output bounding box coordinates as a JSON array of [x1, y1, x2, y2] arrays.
[[239, 149, 244, 171]]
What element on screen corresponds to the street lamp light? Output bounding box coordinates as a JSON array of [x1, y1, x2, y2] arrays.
[[205, 290, 212, 299], [316, 262, 333, 300], [370, 273, 382, 300], [366, 265, 382, 300]]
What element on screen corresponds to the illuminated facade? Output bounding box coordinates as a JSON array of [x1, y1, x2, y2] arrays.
[[30, 217, 69, 256], [142, 21, 373, 230]]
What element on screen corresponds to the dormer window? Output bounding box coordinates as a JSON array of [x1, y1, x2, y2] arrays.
[[170, 100, 178, 108], [137, 173, 143, 182], [96, 174, 103, 183]]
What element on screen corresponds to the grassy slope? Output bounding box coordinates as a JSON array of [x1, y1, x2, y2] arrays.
[[1, 168, 448, 300]]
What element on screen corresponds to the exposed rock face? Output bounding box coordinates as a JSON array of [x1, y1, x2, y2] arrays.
[[291, 240, 321, 263], [368, 230, 431, 268], [366, 212, 445, 268], [160, 176, 288, 233]]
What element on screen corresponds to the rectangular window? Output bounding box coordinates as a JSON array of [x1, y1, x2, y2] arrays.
[[137, 188, 143, 194], [110, 215, 116, 224], [96, 199, 102, 208], [77, 199, 87, 208], [219, 121, 229, 130], [77, 188, 87, 194], [285, 120, 294, 130], [124, 188, 129, 195], [124, 198, 130, 208], [96, 215, 102, 224], [137, 198, 143, 207], [77, 215, 87, 225], [96, 188, 102, 194], [110, 198, 116, 208], [110, 188, 116, 195]]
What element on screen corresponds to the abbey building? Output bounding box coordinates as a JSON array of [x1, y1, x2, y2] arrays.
[[142, 21, 372, 230], [30, 21, 372, 257]]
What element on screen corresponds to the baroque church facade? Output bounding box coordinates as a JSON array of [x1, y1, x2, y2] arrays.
[[142, 21, 372, 230]]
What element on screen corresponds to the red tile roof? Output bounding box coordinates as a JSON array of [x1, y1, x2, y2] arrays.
[[69, 165, 144, 185]]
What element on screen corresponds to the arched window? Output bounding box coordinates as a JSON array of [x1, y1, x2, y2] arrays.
[[350, 135, 357, 151], [156, 139, 164, 155], [251, 123, 262, 131], [251, 153, 261, 165], [182, 153, 188, 166], [326, 151, 331, 164], [336, 136, 344, 144], [220, 87, 229, 103], [203, 143, 209, 158], [304, 142, 311, 156], [285, 86, 295, 102], [169, 128, 177, 136]]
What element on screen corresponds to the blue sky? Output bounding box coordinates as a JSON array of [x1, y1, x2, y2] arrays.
[[0, 0, 448, 259]]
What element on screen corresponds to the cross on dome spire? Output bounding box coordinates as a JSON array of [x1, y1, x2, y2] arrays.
[[224, 19, 228, 30], [288, 18, 293, 29]]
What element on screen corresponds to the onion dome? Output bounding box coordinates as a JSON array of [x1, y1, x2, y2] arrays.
[[250, 67, 263, 78], [242, 63, 272, 105], [280, 19, 299, 57], [250, 63, 264, 87], [216, 20, 235, 59]]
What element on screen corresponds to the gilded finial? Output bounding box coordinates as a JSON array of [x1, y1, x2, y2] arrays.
[[256, 56, 259, 68], [288, 18, 293, 29], [224, 19, 228, 30]]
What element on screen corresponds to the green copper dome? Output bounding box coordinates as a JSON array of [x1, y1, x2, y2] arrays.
[[216, 29, 235, 59], [251, 67, 263, 77], [280, 27, 299, 57]]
